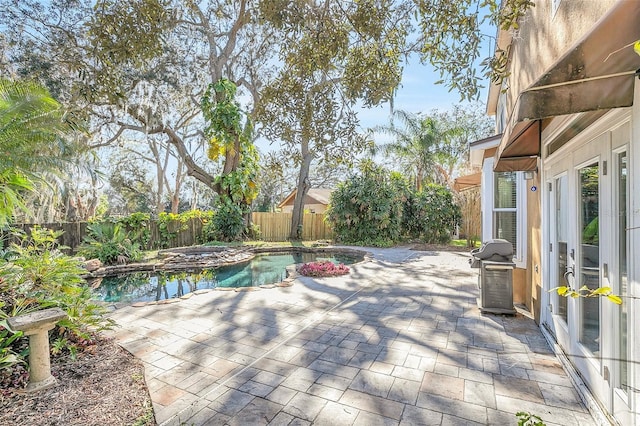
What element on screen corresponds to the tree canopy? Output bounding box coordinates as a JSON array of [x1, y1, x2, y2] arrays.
[[0, 0, 527, 222]]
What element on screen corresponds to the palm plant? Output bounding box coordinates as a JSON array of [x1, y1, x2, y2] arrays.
[[0, 78, 77, 225], [0, 171, 34, 228], [78, 223, 142, 265], [373, 110, 460, 190]]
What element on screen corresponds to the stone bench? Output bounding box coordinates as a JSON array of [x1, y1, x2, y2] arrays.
[[7, 307, 67, 392]]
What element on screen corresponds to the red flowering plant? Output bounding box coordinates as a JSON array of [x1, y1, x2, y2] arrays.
[[297, 261, 349, 278]]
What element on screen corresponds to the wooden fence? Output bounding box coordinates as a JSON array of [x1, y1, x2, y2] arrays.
[[251, 212, 332, 241], [3, 213, 332, 252], [456, 187, 481, 245]]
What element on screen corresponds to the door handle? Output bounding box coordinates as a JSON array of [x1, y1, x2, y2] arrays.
[[563, 265, 575, 285]]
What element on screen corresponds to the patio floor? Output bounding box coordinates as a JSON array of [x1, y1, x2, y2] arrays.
[[106, 247, 597, 426]]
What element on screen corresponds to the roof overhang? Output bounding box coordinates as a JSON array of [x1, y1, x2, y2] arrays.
[[494, 0, 640, 172], [469, 133, 502, 168]]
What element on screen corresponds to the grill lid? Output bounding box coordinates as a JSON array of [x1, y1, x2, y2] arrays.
[[470, 239, 514, 262]]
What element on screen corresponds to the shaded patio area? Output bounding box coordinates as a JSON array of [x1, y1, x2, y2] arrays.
[[106, 247, 596, 426]]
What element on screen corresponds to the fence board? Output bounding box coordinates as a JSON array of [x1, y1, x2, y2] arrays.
[[251, 212, 332, 241], [2, 213, 333, 252]]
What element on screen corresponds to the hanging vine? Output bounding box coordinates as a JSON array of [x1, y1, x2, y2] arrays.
[[201, 79, 259, 207]]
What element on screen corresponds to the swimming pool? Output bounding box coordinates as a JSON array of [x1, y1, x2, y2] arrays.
[[93, 251, 361, 303]]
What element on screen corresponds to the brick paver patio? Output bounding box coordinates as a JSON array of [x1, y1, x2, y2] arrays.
[[106, 247, 596, 426]]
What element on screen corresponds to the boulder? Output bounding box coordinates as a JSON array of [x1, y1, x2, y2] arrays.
[[84, 258, 103, 272]]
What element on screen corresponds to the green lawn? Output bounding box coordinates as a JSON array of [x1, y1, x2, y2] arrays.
[[450, 239, 481, 248]]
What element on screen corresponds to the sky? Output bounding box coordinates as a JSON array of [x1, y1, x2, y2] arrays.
[[357, 55, 492, 131]]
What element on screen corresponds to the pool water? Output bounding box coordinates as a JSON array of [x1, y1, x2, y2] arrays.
[[93, 252, 359, 303]]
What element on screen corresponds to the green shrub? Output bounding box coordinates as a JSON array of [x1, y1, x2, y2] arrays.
[[246, 223, 261, 240], [117, 212, 151, 248], [403, 184, 460, 244], [327, 161, 460, 246], [200, 214, 217, 243], [77, 222, 142, 265], [157, 210, 214, 248], [209, 200, 245, 242], [326, 162, 407, 246]]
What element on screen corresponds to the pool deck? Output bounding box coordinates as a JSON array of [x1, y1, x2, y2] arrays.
[[105, 247, 597, 426]]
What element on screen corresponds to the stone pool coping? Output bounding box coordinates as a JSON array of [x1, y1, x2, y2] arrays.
[[94, 246, 372, 309]]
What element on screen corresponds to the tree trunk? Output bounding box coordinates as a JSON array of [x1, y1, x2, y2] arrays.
[[170, 157, 185, 213], [150, 140, 165, 215], [290, 139, 313, 240], [190, 181, 199, 210], [85, 174, 99, 219]]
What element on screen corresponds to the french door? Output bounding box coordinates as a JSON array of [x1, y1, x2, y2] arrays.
[[544, 121, 631, 423]]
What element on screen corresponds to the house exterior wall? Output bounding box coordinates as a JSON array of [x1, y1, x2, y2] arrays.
[[539, 100, 638, 426], [501, 1, 617, 120], [487, 2, 639, 423], [526, 167, 542, 323], [280, 203, 327, 214]]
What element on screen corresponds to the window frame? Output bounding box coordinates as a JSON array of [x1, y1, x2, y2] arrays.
[[481, 157, 527, 268]]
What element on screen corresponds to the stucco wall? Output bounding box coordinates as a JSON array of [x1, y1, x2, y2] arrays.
[[526, 166, 542, 323], [513, 268, 526, 305], [504, 0, 617, 117]]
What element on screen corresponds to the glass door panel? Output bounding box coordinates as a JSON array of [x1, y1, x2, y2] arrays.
[[578, 163, 600, 355], [616, 151, 629, 394], [555, 175, 568, 323]]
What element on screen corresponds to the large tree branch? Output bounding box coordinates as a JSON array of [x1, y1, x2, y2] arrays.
[[187, 3, 221, 81], [218, 0, 248, 78], [162, 125, 219, 193]]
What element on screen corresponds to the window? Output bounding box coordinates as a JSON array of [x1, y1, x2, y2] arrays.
[[481, 158, 526, 267], [494, 172, 518, 253]]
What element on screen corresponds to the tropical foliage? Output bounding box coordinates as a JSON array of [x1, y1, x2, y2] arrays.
[[374, 111, 452, 190], [0, 227, 113, 375], [203, 79, 259, 207], [327, 162, 459, 246], [373, 105, 493, 190], [0, 78, 78, 225], [77, 223, 142, 265]]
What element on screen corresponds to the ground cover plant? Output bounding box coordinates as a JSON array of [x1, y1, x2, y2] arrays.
[[298, 261, 349, 277]]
